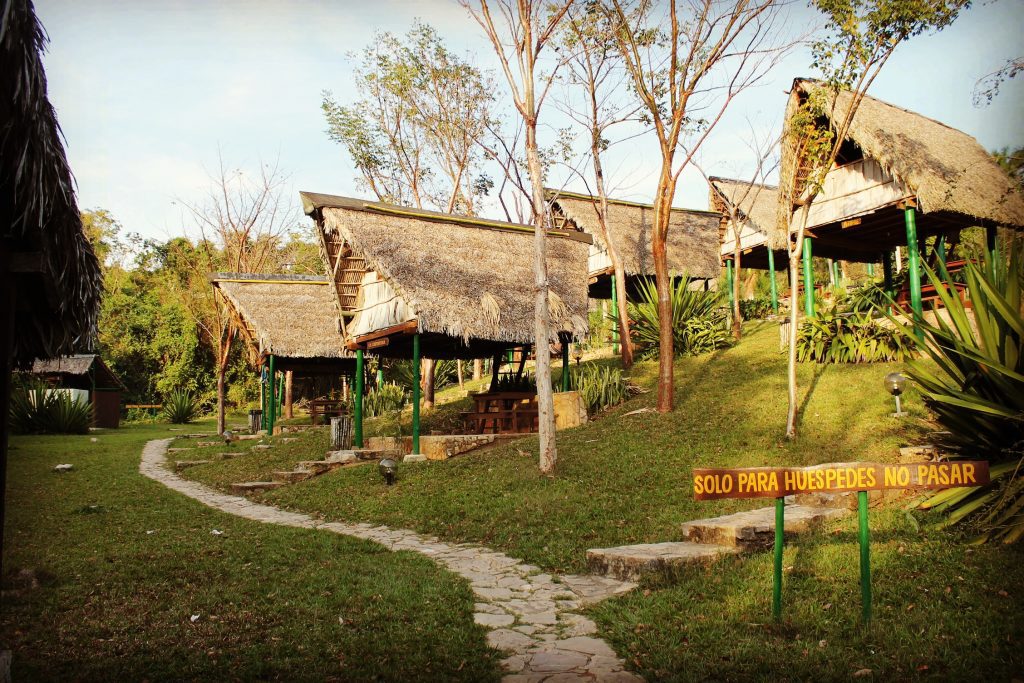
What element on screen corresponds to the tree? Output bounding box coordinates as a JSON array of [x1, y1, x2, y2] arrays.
[[323, 22, 495, 408], [556, 3, 642, 367], [606, 0, 794, 412], [779, 0, 969, 438], [176, 157, 295, 434], [465, 0, 573, 475]]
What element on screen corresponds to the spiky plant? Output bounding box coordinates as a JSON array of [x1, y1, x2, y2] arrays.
[[162, 390, 199, 424], [627, 276, 730, 359]]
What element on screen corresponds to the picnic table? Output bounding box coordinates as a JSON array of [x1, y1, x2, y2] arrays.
[[308, 398, 347, 425], [461, 391, 538, 434]]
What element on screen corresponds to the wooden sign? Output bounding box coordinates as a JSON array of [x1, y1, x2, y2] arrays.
[[366, 337, 390, 350], [693, 461, 989, 500]]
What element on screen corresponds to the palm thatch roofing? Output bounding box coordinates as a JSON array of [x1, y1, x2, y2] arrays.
[[545, 189, 721, 280], [772, 78, 1024, 248], [211, 274, 350, 362], [709, 177, 778, 236], [301, 192, 592, 350], [26, 354, 125, 390], [1, 0, 102, 368]]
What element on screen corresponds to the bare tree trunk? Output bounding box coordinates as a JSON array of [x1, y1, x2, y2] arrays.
[[457, 359, 464, 387], [786, 252, 801, 438], [216, 370, 227, 435], [732, 233, 743, 340], [422, 358, 436, 409], [284, 370, 293, 419], [653, 170, 675, 413], [215, 330, 233, 435], [473, 358, 482, 381]]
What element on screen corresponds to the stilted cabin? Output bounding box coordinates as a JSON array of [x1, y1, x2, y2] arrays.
[[773, 78, 1024, 319], [25, 355, 125, 428], [544, 189, 720, 299], [211, 273, 355, 430]]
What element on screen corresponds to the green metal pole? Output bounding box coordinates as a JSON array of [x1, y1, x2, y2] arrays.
[[773, 496, 784, 620], [935, 235, 947, 269], [725, 259, 735, 316], [561, 335, 570, 392], [412, 333, 420, 455], [802, 237, 815, 319], [610, 274, 619, 354], [904, 206, 924, 332], [866, 262, 874, 278], [986, 226, 998, 278], [376, 368, 384, 388], [767, 249, 779, 315], [833, 260, 841, 289], [354, 349, 364, 448], [858, 490, 872, 624], [260, 365, 266, 430], [268, 354, 276, 435]]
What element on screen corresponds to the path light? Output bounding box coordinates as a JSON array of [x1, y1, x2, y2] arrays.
[[223, 430, 233, 444], [378, 458, 398, 486], [885, 372, 907, 417]]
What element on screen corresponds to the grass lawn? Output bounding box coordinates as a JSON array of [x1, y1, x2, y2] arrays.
[[180, 320, 1024, 679], [1, 423, 500, 680]]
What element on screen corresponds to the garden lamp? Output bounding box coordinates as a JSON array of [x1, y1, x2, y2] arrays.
[[223, 430, 233, 444], [378, 458, 398, 485], [885, 372, 907, 417]]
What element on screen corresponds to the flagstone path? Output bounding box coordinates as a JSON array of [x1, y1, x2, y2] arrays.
[[140, 439, 642, 682]]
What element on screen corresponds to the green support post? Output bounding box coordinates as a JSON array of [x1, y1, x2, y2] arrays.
[[858, 490, 872, 623], [986, 226, 998, 278], [773, 497, 784, 620], [882, 251, 894, 297], [260, 363, 267, 430], [411, 333, 421, 456], [802, 237, 815, 319], [904, 206, 924, 334], [561, 335, 570, 392], [277, 371, 284, 414], [833, 260, 841, 289], [610, 274, 619, 354], [354, 349, 364, 448], [935, 235, 947, 269], [725, 259, 735, 315], [866, 262, 874, 278], [267, 354, 276, 435], [767, 249, 779, 315], [376, 368, 384, 388]]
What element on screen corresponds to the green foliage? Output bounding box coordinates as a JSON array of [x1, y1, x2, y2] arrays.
[[10, 381, 93, 435], [489, 372, 537, 393], [386, 359, 458, 393], [627, 277, 730, 359], [363, 383, 408, 418], [568, 364, 630, 415], [797, 309, 912, 363], [162, 390, 199, 424], [845, 281, 890, 312], [738, 297, 775, 320], [904, 246, 1024, 543]]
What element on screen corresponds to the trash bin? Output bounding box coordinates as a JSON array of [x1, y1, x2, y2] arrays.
[[248, 409, 263, 434]]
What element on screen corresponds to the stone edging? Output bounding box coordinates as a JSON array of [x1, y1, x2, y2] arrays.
[[140, 438, 643, 682]]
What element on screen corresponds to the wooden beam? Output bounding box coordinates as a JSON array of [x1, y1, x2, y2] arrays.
[[348, 319, 419, 350]]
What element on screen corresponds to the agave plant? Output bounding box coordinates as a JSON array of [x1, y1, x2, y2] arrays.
[[627, 276, 730, 359], [162, 390, 199, 424], [9, 380, 92, 434], [904, 245, 1024, 543], [363, 382, 407, 418], [797, 309, 914, 363], [568, 364, 631, 415]]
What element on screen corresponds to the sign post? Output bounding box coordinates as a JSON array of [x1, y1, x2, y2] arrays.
[[693, 461, 989, 623]]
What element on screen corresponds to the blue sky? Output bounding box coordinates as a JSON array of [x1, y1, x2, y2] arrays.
[[36, 0, 1024, 241]]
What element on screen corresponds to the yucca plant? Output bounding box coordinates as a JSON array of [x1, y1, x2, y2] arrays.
[[9, 380, 92, 434], [568, 364, 632, 415], [627, 276, 730, 359], [162, 390, 199, 424], [903, 245, 1024, 544], [43, 393, 93, 434], [797, 309, 914, 363], [363, 382, 407, 418]]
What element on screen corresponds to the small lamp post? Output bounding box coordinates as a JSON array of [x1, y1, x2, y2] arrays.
[[378, 458, 398, 485], [885, 372, 907, 417]]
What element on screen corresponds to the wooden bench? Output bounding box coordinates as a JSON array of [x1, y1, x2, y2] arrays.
[[308, 399, 346, 425], [460, 407, 539, 434]]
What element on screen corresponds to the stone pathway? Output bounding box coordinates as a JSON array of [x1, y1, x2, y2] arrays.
[[140, 439, 642, 682]]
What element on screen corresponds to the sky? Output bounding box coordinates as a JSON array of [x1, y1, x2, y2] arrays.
[[35, 0, 1024, 243]]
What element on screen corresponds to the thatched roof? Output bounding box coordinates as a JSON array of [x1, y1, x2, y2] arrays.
[[545, 189, 720, 279], [2, 0, 102, 368], [774, 78, 1024, 245], [212, 274, 349, 359], [709, 177, 778, 235], [26, 354, 125, 389], [302, 192, 591, 345]]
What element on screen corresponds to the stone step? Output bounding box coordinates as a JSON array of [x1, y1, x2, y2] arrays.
[[324, 450, 358, 464], [174, 460, 211, 471], [251, 444, 273, 451], [297, 460, 348, 474], [680, 504, 849, 550], [272, 469, 315, 483], [230, 481, 285, 493], [586, 542, 738, 582], [217, 452, 237, 460]]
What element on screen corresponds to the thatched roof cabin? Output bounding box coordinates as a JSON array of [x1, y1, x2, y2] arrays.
[[2, 0, 102, 367], [301, 192, 592, 359], [708, 177, 783, 270], [211, 273, 353, 373], [772, 78, 1024, 259], [545, 189, 720, 297]]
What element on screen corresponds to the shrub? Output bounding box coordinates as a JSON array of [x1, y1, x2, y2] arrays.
[[628, 277, 730, 359], [738, 297, 775, 320], [796, 310, 914, 364], [363, 382, 407, 418], [845, 281, 889, 313], [489, 372, 536, 393], [386, 359, 459, 392], [9, 381, 93, 434], [568, 364, 630, 415], [162, 390, 199, 424], [905, 247, 1024, 543]]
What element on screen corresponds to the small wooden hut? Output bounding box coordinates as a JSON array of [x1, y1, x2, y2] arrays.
[[1, 0, 103, 575], [545, 189, 721, 298], [211, 273, 355, 431], [26, 355, 125, 428], [773, 78, 1024, 319]]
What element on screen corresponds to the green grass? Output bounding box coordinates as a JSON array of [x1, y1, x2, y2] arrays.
[[1, 423, 500, 680]]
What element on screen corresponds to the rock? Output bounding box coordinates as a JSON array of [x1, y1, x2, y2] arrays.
[[560, 614, 598, 637], [474, 612, 515, 627], [174, 460, 211, 471], [680, 505, 850, 549], [53, 464, 73, 472], [251, 445, 273, 451], [525, 650, 589, 673], [519, 610, 558, 626], [587, 542, 737, 582], [552, 636, 617, 658], [230, 481, 284, 493], [486, 628, 535, 654]]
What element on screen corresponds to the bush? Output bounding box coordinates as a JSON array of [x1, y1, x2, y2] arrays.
[[9, 381, 93, 434], [364, 382, 407, 418], [738, 297, 775, 320], [568, 364, 630, 415], [162, 390, 199, 424], [796, 310, 913, 363], [386, 359, 459, 392], [905, 246, 1024, 543], [628, 277, 731, 359], [489, 372, 536, 393]]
